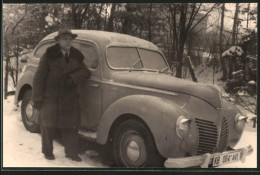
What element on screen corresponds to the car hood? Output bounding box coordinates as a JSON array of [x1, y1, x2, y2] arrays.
[[112, 71, 221, 108]]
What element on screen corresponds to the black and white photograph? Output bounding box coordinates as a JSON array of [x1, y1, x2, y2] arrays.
[[2, 2, 258, 169]]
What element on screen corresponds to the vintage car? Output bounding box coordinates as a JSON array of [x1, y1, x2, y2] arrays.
[[15, 30, 253, 168]]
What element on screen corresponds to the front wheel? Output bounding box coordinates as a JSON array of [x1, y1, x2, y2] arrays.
[[21, 89, 40, 133], [113, 119, 164, 167]]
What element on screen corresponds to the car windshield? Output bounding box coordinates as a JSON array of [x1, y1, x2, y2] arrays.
[[107, 47, 168, 71]]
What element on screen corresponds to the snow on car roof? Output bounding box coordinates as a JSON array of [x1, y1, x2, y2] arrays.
[[41, 30, 158, 50]]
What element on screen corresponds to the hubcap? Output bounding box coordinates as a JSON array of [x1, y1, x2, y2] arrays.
[[120, 131, 147, 167], [25, 101, 34, 121], [126, 141, 140, 162]]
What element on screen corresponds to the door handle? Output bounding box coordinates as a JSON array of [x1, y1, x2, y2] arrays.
[[90, 83, 100, 88]]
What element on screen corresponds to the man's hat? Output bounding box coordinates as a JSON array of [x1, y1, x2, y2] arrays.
[[54, 28, 77, 40]]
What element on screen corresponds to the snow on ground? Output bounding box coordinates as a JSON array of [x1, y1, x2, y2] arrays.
[[2, 94, 257, 168], [216, 123, 257, 168], [2, 96, 107, 168]]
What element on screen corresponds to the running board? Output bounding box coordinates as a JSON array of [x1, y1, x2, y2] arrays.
[[78, 130, 97, 142]]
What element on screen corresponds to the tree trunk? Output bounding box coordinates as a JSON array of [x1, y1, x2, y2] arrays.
[[186, 33, 198, 82], [16, 37, 19, 85], [187, 56, 198, 82], [4, 59, 9, 99], [246, 4, 250, 28], [72, 4, 80, 29], [232, 3, 239, 44], [175, 4, 187, 78], [229, 3, 239, 79], [122, 3, 132, 34], [148, 3, 152, 41], [187, 32, 193, 55], [4, 35, 10, 99], [107, 3, 117, 32], [219, 3, 227, 81], [176, 41, 185, 78], [96, 4, 103, 30], [104, 8, 108, 31]]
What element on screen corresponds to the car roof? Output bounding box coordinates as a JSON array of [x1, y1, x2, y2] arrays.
[[41, 30, 159, 51]]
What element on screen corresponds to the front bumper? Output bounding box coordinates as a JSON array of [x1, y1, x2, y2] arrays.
[[164, 145, 253, 168]]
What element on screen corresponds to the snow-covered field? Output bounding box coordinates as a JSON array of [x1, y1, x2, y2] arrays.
[[2, 95, 257, 168]]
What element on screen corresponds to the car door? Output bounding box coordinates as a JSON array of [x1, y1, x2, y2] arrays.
[[73, 41, 102, 131]]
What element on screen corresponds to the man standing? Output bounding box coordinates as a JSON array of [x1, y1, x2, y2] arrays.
[[32, 28, 91, 161]]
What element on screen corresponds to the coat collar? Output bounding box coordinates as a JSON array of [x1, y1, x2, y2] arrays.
[[46, 44, 80, 75]]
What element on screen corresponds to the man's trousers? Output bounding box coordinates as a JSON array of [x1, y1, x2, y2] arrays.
[[40, 125, 79, 156]]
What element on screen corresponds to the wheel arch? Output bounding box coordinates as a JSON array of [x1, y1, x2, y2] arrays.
[[97, 95, 188, 158], [107, 113, 151, 144], [15, 71, 34, 104], [18, 84, 32, 102]]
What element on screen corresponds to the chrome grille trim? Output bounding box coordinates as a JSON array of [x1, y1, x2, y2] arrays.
[[218, 117, 228, 152], [195, 118, 218, 155]]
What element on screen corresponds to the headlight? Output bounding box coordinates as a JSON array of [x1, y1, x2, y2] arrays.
[[176, 116, 191, 140], [235, 114, 247, 133]]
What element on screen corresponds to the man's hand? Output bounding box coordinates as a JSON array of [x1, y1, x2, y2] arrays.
[[33, 101, 43, 110], [64, 76, 74, 90]]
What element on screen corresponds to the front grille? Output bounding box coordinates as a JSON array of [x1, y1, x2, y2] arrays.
[[195, 118, 218, 155], [218, 117, 228, 152]]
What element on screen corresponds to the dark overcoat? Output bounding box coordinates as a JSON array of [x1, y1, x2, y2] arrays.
[[32, 44, 90, 128]]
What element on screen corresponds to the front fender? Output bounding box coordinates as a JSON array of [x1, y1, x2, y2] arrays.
[[97, 95, 188, 158]]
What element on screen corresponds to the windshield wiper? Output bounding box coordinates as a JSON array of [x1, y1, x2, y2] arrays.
[[159, 67, 170, 73]]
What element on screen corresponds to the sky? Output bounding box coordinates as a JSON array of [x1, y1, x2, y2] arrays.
[[207, 3, 257, 32]]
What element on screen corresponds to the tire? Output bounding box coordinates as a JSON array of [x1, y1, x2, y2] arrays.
[[113, 119, 165, 167], [21, 89, 40, 133]]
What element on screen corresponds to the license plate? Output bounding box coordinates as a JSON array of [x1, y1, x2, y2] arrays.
[[212, 151, 241, 167]]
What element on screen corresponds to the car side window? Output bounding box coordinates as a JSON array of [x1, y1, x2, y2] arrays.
[[34, 42, 55, 58], [73, 42, 98, 69]]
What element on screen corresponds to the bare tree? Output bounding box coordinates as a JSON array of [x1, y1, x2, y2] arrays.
[[96, 4, 104, 30], [71, 4, 91, 29], [3, 4, 29, 99], [228, 3, 240, 79], [148, 3, 153, 41], [107, 3, 117, 32], [219, 3, 228, 81], [167, 3, 219, 79]]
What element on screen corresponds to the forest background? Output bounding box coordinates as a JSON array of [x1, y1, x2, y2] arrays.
[[2, 3, 258, 115]]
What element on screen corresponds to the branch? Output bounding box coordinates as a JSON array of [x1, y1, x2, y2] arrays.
[[10, 6, 28, 35], [23, 4, 61, 21], [161, 5, 171, 25], [187, 3, 202, 31], [186, 3, 197, 30], [6, 4, 61, 35], [189, 4, 218, 33]]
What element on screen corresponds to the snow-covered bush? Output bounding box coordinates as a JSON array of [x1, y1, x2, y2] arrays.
[[222, 46, 244, 57]]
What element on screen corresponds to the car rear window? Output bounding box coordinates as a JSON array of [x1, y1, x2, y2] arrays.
[[34, 42, 55, 58], [34, 41, 98, 69], [73, 42, 98, 69]]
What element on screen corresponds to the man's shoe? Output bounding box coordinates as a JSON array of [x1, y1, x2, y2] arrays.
[[44, 153, 55, 160], [66, 154, 82, 162]]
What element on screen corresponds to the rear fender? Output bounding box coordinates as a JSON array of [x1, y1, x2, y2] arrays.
[[97, 95, 188, 158], [15, 71, 34, 104]]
